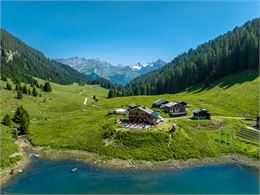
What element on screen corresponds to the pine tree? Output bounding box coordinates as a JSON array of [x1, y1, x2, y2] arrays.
[[32, 87, 38, 97], [28, 88, 31, 95], [43, 82, 52, 92], [13, 106, 29, 123], [33, 79, 40, 88], [2, 114, 11, 127], [107, 89, 113, 98], [17, 90, 23, 99], [15, 83, 21, 91], [6, 82, 12, 90], [13, 106, 30, 135], [22, 85, 28, 94], [19, 114, 29, 135]]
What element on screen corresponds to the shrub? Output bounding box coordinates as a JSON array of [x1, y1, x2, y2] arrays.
[[28, 88, 31, 95], [102, 129, 117, 139], [33, 79, 40, 88], [43, 82, 52, 92], [15, 83, 21, 91], [17, 90, 23, 99], [22, 85, 28, 94], [32, 87, 38, 97], [6, 82, 12, 90], [2, 114, 11, 127], [1, 76, 7, 81]]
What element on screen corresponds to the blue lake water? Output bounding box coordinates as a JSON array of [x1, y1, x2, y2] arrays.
[[1, 158, 259, 194]]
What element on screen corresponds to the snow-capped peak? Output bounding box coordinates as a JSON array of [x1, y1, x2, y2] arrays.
[[129, 59, 166, 71]]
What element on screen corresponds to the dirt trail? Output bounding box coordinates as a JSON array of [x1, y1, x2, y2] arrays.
[[167, 134, 172, 147], [83, 97, 88, 105], [79, 89, 86, 95], [212, 116, 247, 120]]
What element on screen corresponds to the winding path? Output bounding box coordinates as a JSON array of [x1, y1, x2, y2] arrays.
[[83, 97, 88, 105]]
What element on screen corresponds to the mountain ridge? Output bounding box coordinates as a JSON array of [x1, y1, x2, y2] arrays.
[[55, 57, 166, 85], [0, 29, 114, 88]]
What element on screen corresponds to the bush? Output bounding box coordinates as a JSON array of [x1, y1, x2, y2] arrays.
[[6, 82, 12, 90], [15, 83, 21, 91], [32, 87, 38, 97], [33, 79, 40, 88], [17, 90, 23, 99], [1, 76, 7, 81], [22, 85, 28, 94], [43, 82, 52, 92], [28, 88, 31, 95], [102, 129, 117, 139], [2, 114, 11, 127]]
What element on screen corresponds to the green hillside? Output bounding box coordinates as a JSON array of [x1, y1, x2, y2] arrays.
[[0, 69, 259, 168], [0, 29, 113, 89], [116, 18, 259, 96]]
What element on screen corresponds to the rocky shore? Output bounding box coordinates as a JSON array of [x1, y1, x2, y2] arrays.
[[39, 147, 260, 171], [1, 139, 259, 186]]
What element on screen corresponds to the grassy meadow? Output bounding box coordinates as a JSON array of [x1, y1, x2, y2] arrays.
[[0, 69, 259, 168]]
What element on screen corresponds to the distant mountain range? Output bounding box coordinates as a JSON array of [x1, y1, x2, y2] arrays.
[[55, 57, 166, 85], [0, 29, 113, 88]]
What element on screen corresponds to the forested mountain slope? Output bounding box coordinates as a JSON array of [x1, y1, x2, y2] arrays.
[[118, 18, 259, 96], [0, 29, 113, 88]]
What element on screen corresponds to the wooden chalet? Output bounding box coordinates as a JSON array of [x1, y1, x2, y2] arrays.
[[192, 109, 211, 120], [162, 101, 187, 116], [128, 106, 160, 125], [152, 99, 169, 108]]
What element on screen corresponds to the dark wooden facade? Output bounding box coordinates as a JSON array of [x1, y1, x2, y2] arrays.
[[128, 106, 159, 125], [192, 109, 211, 120]]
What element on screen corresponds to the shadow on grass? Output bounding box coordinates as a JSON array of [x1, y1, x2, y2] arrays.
[[185, 69, 259, 94]]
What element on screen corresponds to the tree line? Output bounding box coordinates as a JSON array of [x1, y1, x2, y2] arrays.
[[2, 77, 52, 99], [108, 18, 259, 98], [0, 29, 116, 90]]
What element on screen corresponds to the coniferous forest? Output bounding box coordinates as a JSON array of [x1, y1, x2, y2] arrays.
[[109, 18, 259, 97], [0, 29, 114, 89]]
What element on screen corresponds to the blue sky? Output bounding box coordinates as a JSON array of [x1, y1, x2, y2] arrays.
[[2, 1, 259, 65]]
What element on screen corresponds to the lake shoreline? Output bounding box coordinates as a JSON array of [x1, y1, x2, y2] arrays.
[[39, 147, 260, 171], [0, 136, 31, 186], [1, 144, 259, 186]]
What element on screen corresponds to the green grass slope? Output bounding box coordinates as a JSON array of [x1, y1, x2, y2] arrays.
[[0, 69, 259, 167]]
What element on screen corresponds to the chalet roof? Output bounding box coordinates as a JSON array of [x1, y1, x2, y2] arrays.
[[153, 99, 168, 106], [128, 103, 138, 109], [176, 101, 187, 105], [192, 109, 208, 113], [136, 106, 159, 118], [164, 101, 179, 108]]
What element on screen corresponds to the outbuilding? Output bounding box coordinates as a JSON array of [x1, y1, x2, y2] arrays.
[[192, 109, 211, 120], [152, 99, 169, 108], [162, 101, 187, 116], [115, 108, 128, 115]]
